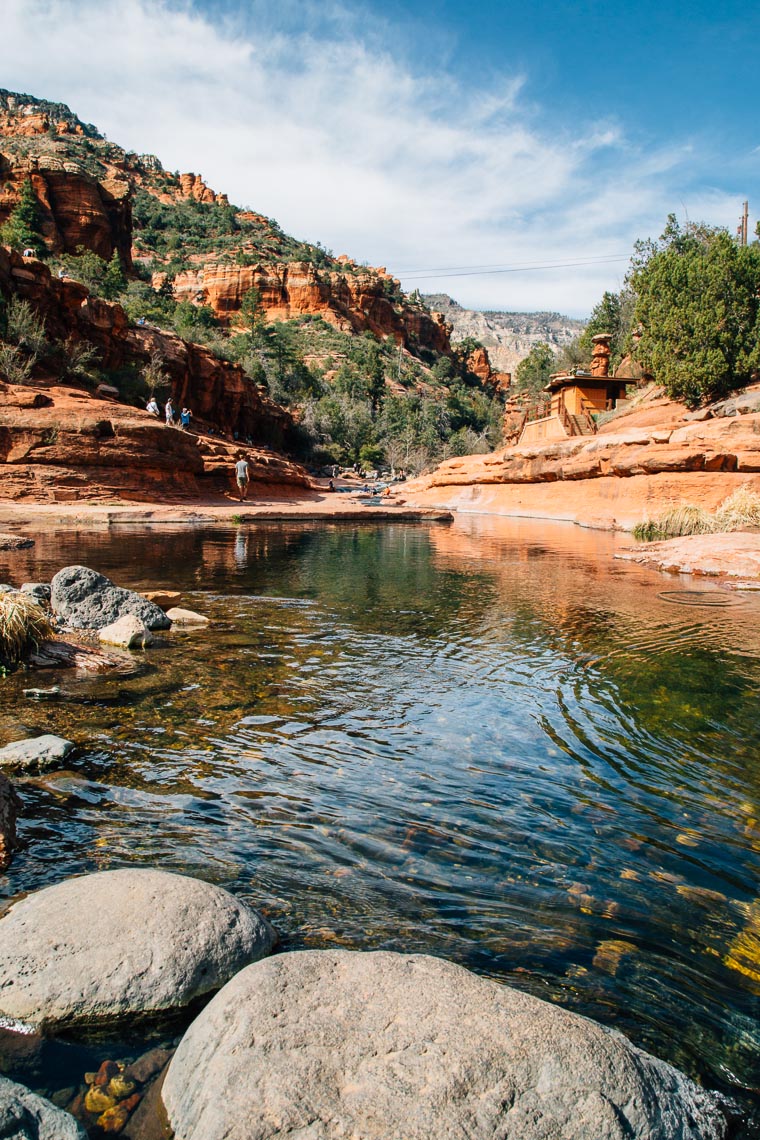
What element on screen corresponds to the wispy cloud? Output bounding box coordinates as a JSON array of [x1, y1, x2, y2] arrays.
[[0, 0, 751, 314]]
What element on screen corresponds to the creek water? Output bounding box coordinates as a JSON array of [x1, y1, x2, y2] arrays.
[[1, 515, 759, 1132]]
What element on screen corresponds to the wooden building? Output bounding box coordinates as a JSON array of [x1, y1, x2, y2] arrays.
[[519, 333, 630, 445]]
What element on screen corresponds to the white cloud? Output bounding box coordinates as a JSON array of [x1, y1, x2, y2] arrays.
[[0, 0, 751, 315]]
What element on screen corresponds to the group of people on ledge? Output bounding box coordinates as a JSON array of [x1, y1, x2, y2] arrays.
[[146, 396, 192, 430]]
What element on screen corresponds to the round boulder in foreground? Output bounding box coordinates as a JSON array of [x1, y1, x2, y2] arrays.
[[163, 950, 728, 1140], [0, 1075, 86, 1139], [0, 869, 277, 1031]]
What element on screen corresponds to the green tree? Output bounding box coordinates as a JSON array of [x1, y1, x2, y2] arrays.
[[102, 250, 127, 300], [366, 342, 386, 416], [513, 341, 555, 397], [631, 216, 760, 406], [0, 179, 46, 257]]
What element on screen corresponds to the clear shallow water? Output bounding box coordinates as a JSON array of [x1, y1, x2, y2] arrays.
[[1, 517, 760, 1130]]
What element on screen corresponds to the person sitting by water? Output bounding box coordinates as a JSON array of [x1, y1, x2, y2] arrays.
[[235, 454, 250, 502], [328, 479, 335, 492], [146, 396, 160, 417]]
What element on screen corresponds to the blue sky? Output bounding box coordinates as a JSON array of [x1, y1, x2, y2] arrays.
[[1, 0, 755, 315]]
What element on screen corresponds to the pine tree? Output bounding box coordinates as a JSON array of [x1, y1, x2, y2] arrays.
[[102, 250, 127, 300], [0, 179, 46, 257]]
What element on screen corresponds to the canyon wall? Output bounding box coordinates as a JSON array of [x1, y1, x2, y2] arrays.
[[172, 262, 454, 354], [400, 396, 760, 530], [0, 246, 296, 450]]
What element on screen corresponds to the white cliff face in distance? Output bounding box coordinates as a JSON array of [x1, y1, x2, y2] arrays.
[[423, 294, 585, 374]]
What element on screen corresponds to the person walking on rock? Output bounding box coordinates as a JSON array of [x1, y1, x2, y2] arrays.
[[165, 398, 174, 426], [235, 454, 250, 502]]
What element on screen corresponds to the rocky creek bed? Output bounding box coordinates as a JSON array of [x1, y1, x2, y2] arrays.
[[0, 519, 759, 1136]]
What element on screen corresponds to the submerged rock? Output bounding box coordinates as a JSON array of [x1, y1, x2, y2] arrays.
[[142, 590, 181, 609], [163, 950, 729, 1140], [51, 566, 171, 631], [0, 734, 74, 772], [0, 1074, 86, 1139], [165, 606, 209, 625], [0, 533, 34, 551], [0, 773, 20, 871], [0, 868, 277, 1031], [98, 614, 154, 649]]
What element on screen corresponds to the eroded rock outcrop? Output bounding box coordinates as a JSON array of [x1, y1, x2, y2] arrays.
[[172, 260, 454, 355], [401, 394, 760, 530], [163, 950, 729, 1140], [0, 157, 132, 268]]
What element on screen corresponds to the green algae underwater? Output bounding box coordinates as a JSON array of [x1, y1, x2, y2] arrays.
[[1, 515, 759, 1134]]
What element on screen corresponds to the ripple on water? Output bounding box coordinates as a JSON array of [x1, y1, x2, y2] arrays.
[[1, 520, 759, 1131]]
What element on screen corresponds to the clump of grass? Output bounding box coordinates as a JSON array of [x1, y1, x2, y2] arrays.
[[632, 505, 716, 543], [714, 485, 760, 531], [0, 591, 55, 672], [633, 484, 760, 542]]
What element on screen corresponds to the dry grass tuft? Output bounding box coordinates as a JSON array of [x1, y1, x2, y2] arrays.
[[0, 591, 55, 672], [633, 485, 760, 542], [714, 485, 760, 531]]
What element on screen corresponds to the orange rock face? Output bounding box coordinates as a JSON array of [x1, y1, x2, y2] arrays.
[[0, 159, 132, 267], [173, 262, 454, 354], [400, 398, 760, 530], [0, 379, 310, 504], [0, 246, 297, 450], [177, 172, 229, 206]]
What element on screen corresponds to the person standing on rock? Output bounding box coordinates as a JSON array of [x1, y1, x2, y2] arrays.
[[180, 407, 192, 431], [235, 455, 250, 502], [165, 398, 174, 426]]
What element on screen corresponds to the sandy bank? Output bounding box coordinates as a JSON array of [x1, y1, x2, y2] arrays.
[[0, 490, 452, 529]]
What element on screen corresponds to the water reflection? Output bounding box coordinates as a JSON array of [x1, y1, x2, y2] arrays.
[[1, 517, 759, 1128]]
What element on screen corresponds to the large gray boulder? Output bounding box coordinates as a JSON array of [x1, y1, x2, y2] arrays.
[[0, 869, 277, 1031], [0, 773, 20, 871], [0, 1075, 86, 1139], [50, 566, 171, 630], [163, 950, 729, 1140]]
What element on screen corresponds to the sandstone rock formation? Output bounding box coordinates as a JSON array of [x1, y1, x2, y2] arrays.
[[0, 377, 310, 503], [173, 261, 454, 354], [0, 868, 277, 1030], [51, 565, 171, 630], [400, 392, 760, 531], [0, 1075, 86, 1139], [0, 246, 298, 449], [163, 950, 729, 1140], [0, 773, 20, 871]]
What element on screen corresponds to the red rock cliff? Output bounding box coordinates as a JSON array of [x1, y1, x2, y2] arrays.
[[172, 261, 454, 355], [0, 246, 295, 448]]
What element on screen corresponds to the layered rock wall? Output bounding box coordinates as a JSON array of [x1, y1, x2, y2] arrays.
[[0, 247, 295, 448], [173, 261, 454, 354], [401, 400, 760, 530], [0, 157, 133, 268]]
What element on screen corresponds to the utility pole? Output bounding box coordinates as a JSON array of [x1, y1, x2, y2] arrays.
[[739, 200, 749, 246]]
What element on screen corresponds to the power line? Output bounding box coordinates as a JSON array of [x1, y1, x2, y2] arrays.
[[396, 252, 629, 275], [398, 254, 629, 282]]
